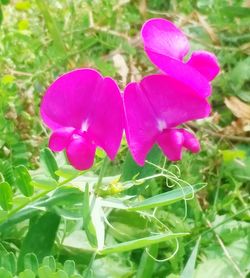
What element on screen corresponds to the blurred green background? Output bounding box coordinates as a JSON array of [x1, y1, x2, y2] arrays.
[[0, 0, 249, 277]]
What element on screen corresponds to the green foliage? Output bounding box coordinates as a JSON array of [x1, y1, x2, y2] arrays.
[[18, 212, 61, 271], [0, 0, 249, 277], [15, 165, 34, 197], [0, 252, 86, 277], [0, 181, 13, 210], [40, 148, 59, 181]]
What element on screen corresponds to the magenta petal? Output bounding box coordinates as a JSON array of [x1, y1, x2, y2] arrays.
[[140, 74, 211, 127], [157, 129, 184, 161], [124, 82, 159, 166], [179, 129, 200, 153], [49, 127, 75, 152], [66, 134, 96, 170], [40, 68, 124, 169], [141, 18, 189, 60], [87, 77, 124, 160], [40, 69, 103, 130], [187, 51, 220, 81], [144, 51, 212, 97]]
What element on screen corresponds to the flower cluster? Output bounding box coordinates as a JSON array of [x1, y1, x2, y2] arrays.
[[40, 18, 220, 170]]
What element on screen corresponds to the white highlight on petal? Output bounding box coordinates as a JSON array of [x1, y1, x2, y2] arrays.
[[81, 119, 89, 132], [157, 119, 167, 131]]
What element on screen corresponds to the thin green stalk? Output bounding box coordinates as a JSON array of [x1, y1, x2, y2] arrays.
[[95, 156, 109, 192], [212, 170, 222, 214]]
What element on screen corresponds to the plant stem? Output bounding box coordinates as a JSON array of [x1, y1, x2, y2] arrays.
[[95, 156, 109, 192]]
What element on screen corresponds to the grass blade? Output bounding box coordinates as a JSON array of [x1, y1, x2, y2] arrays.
[[181, 237, 201, 278]]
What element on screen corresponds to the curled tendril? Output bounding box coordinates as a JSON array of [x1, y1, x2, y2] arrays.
[[145, 160, 196, 220], [145, 237, 180, 262], [141, 210, 180, 263], [103, 211, 128, 236]]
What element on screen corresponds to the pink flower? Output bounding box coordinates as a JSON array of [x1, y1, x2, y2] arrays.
[[40, 69, 124, 170], [141, 18, 220, 97], [123, 74, 211, 166], [122, 18, 220, 166]]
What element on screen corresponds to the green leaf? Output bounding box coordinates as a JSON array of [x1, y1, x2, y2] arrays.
[[128, 183, 206, 211], [99, 232, 188, 255], [63, 260, 75, 276], [0, 186, 83, 232], [15, 1, 30, 10], [181, 237, 200, 278], [31, 176, 58, 190], [0, 173, 4, 183], [1, 0, 10, 5], [40, 148, 59, 181], [195, 258, 238, 278], [37, 266, 53, 278], [0, 252, 17, 275], [42, 256, 56, 272], [0, 242, 8, 254], [0, 267, 12, 278], [55, 166, 79, 179], [221, 150, 246, 162], [222, 7, 250, 18], [54, 270, 68, 278], [0, 7, 2, 25], [24, 253, 39, 274], [19, 269, 36, 278], [46, 186, 83, 207], [15, 165, 34, 197], [121, 145, 162, 181], [109, 210, 151, 242], [230, 57, 250, 91], [0, 161, 15, 185], [18, 212, 61, 271], [0, 181, 13, 211], [136, 244, 158, 278]]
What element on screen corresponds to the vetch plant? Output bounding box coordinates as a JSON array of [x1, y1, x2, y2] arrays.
[[1, 2, 249, 277], [32, 16, 221, 268]]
